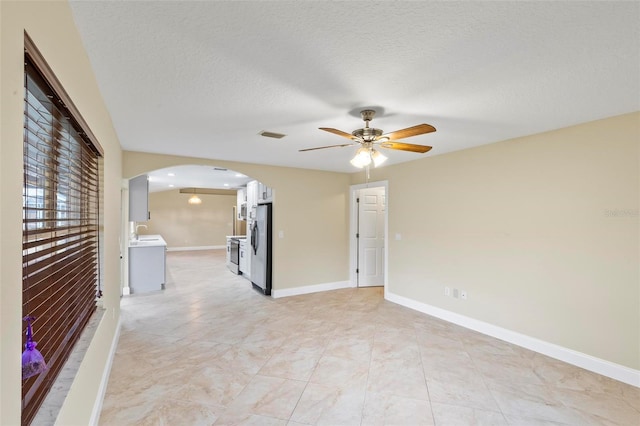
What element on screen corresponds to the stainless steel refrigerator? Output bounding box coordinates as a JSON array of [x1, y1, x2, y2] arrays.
[[250, 203, 272, 295]]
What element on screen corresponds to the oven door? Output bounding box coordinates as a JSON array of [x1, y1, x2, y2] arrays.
[[228, 238, 240, 274]]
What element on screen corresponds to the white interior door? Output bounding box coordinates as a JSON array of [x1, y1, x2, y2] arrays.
[[357, 186, 385, 287]]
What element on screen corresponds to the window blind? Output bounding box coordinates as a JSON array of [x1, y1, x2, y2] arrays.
[[22, 45, 102, 425]]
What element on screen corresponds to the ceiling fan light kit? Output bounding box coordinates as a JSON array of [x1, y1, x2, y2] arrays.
[[350, 146, 388, 168], [371, 149, 387, 167], [301, 109, 436, 169], [350, 147, 372, 168]]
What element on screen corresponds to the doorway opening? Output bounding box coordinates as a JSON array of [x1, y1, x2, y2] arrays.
[[350, 181, 388, 290]]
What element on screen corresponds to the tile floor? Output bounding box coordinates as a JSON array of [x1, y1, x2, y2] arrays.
[[99, 249, 639, 425]]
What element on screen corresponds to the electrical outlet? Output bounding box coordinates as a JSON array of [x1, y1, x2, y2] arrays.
[[444, 286, 451, 297], [461, 290, 467, 300], [453, 288, 459, 298]]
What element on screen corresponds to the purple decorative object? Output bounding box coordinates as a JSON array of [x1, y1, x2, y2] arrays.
[[22, 316, 47, 380]]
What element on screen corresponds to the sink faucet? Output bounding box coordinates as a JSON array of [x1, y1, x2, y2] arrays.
[[133, 224, 147, 241]]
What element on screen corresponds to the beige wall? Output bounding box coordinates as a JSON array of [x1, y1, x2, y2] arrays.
[[356, 112, 639, 370], [123, 151, 352, 289], [0, 1, 123, 424], [146, 190, 237, 248]]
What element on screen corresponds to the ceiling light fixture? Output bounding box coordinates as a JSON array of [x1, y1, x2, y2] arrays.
[[371, 149, 388, 167], [187, 188, 202, 205], [350, 146, 387, 169], [188, 194, 202, 205], [350, 147, 372, 168]]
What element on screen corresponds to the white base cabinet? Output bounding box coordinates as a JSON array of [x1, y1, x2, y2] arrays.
[[244, 238, 251, 279], [239, 240, 248, 276], [129, 243, 166, 294]]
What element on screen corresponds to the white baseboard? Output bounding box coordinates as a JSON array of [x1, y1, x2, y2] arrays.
[[386, 291, 640, 388], [271, 280, 353, 299], [89, 315, 121, 425], [166, 245, 225, 252]]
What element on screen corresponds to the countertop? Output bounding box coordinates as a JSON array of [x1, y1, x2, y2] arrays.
[[226, 235, 247, 239], [129, 234, 167, 248]]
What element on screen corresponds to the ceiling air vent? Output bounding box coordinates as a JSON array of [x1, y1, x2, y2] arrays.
[[259, 131, 286, 139]]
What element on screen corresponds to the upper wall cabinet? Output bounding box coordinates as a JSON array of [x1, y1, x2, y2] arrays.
[[237, 187, 247, 221], [245, 180, 273, 221], [129, 174, 149, 222], [257, 181, 273, 203], [246, 180, 258, 218]]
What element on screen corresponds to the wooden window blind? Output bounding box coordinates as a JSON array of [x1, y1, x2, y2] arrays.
[[22, 36, 102, 426]]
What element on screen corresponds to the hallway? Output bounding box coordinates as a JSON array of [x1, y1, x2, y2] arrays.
[[99, 250, 639, 425]]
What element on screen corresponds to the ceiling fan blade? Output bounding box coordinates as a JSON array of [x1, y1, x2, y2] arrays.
[[379, 141, 432, 153], [299, 143, 355, 152], [319, 127, 358, 140], [381, 124, 436, 140]]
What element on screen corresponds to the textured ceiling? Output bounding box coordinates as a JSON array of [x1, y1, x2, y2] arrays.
[[69, 1, 639, 180]]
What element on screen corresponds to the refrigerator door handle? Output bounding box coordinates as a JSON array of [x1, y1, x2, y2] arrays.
[[250, 223, 254, 253], [255, 224, 259, 255], [251, 221, 259, 255]]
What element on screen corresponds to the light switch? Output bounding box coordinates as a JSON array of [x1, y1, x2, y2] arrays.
[[278, 230, 284, 239], [395, 233, 402, 240]]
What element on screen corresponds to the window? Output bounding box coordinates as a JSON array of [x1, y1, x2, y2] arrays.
[[22, 34, 103, 426]]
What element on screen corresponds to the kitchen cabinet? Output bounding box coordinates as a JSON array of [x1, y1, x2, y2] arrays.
[[129, 235, 166, 293], [129, 174, 149, 222], [257, 182, 273, 203], [236, 188, 247, 221], [246, 180, 258, 218], [244, 234, 252, 279], [247, 180, 273, 206], [239, 239, 248, 276]]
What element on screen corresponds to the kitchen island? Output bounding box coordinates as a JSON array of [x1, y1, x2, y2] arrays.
[[129, 234, 167, 294]]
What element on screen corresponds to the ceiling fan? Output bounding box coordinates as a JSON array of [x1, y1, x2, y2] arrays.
[[300, 109, 436, 168]]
